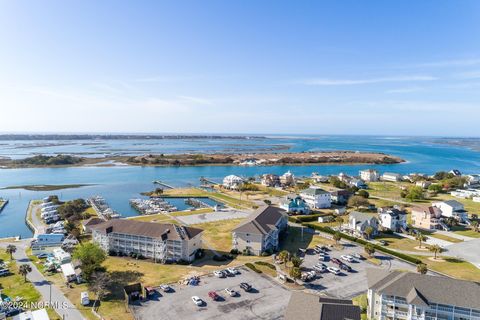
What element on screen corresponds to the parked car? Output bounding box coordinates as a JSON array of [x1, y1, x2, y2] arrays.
[[341, 255, 354, 263], [191, 296, 203, 306], [331, 258, 342, 265], [160, 284, 172, 292], [313, 263, 326, 273], [225, 288, 238, 297], [227, 267, 239, 275], [214, 270, 225, 278], [327, 267, 341, 275], [240, 282, 252, 292], [379, 240, 388, 246], [318, 255, 328, 262], [352, 253, 364, 260], [340, 263, 352, 272], [208, 291, 220, 301], [80, 292, 90, 306], [0, 269, 10, 277], [223, 269, 234, 277]]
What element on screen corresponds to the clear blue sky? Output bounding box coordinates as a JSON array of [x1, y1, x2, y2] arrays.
[[1, 0, 479, 136]]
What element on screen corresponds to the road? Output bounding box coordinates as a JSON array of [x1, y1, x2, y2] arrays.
[[0, 240, 85, 320]]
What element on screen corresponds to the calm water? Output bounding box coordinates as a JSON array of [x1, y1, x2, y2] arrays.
[[1, 135, 480, 238]]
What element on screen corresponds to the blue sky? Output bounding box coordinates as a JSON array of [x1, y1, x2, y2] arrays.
[[0, 0, 479, 136]]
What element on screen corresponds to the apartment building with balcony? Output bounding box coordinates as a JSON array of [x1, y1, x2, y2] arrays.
[[91, 219, 203, 263], [367, 270, 480, 320], [232, 206, 288, 255]]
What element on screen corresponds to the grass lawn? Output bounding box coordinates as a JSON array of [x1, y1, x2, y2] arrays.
[[352, 294, 368, 320], [191, 218, 244, 252], [368, 181, 411, 201], [449, 225, 480, 238], [375, 233, 425, 252], [253, 261, 278, 277], [420, 231, 464, 243], [415, 256, 480, 281], [432, 193, 480, 216], [163, 187, 256, 209], [280, 226, 340, 253]]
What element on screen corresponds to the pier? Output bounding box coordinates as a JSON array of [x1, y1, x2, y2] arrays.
[[87, 196, 121, 220], [200, 177, 219, 185], [0, 199, 8, 213], [130, 198, 177, 215], [152, 180, 175, 189]]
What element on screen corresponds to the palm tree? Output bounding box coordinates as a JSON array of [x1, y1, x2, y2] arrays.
[[417, 263, 428, 275], [333, 232, 342, 245], [415, 233, 427, 248], [429, 244, 443, 260], [289, 267, 301, 281], [19, 264, 32, 282], [364, 226, 374, 239], [278, 250, 289, 265], [6, 244, 16, 260], [291, 255, 303, 268], [364, 243, 375, 257], [471, 220, 479, 233], [335, 216, 344, 229]]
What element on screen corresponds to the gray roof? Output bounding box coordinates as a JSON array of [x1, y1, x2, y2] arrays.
[[367, 269, 480, 310], [285, 292, 360, 320], [349, 211, 377, 224], [440, 200, 464, 208], [301, 187, 329, 196], [91, 219, 203, 241], [233, 206, 287, 235]]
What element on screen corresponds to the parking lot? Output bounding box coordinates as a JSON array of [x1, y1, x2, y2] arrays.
[[131, 267, 292, 320], [302, 241, 417, 299]]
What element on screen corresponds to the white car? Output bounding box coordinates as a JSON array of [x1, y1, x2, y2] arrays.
[[352, 253, 363, 260], [192, 296, 203, 306], [225, 288, 238, 296], [341, 255, 354, 263], [227, 267, 239, 275], [160, 284, 171, 292], [214, 270, 225, 278], [313, 264, 326, 272], [327, 267, 341, 275]]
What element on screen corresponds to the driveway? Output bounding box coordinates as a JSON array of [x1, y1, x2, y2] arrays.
[[176, 210, 250, 225], [0, 240, 85, 320], [445, 238, 480, 267]]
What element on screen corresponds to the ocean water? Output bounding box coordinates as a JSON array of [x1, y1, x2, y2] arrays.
[[0, 135, 479, 238]]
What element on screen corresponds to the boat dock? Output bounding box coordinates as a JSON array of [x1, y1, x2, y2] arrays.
[[130, 198, 177, 215], [87, 196, 121, 220], [152, 180, 175, 189], [0, 199, 8, 213], [199, 177, 219, 185], [184, 198, 211, 208]]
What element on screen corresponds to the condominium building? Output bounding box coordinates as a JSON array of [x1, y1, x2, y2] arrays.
[[367, 270, 480, 320], [285, 292, 360, 320], [232, 206, 288, 255], [91, 220, 203, 263]]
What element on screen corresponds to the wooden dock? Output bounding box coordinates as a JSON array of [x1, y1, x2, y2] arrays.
[[0, 199, 8, 213], [153, 180, 175, 189]]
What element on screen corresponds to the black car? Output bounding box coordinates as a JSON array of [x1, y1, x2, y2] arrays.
[[340, 263, 352, 272], [240, 282, 252, 292]]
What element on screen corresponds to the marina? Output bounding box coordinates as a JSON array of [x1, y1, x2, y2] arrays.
[[87, 196, 121, 220], [129, 198, 177, 215]]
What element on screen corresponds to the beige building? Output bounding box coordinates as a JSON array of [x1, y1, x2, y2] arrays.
[[411, 205, 444, 230], [91, 219, 203, 263], [232, 206, 288, 255]]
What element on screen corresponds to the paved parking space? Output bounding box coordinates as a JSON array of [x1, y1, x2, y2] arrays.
[[302, 242, 417, 299], [446, 238, 480, 267], [176, 209, 250, 225], [131, 267, 291, 320]]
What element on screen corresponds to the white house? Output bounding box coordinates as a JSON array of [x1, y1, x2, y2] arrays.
[[13, 309, 50, 320], [377, 207, 407, 231], [359, 169, 380, 182], [300, 187, 331, 209], [222, 175, 244, 190], [381, 172, 402, 182], [280, 171, 295, 187], [432, 200, 468, 222], [347, 211, 378, 237], [465, 174, 480, 187], [415, 180, 432, 189], [30, 233, 65, 255]]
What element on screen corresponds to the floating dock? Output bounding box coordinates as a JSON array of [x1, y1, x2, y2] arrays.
[[152, 180, 175, 189]]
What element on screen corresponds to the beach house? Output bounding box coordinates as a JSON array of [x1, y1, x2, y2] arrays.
[[411, 205, 445, 230], [360, 169, 380, 182], [300, 186, 332, 209], [280, 196, 310, 214], [347, 211, 379, 237], [377, 207, 407, 231]]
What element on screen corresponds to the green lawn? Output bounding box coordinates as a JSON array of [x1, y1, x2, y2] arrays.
[[352, 294, 368, 320], [415, 256, 480, 281], [450, 225, 480, 238], [191, 218, 244, 252], [375, 233, 425, 252]]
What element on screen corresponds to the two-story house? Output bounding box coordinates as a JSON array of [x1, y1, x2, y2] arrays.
[[347, 211, 379, 237], [300, 187, 332, 209], [378, 207, 407, 232]]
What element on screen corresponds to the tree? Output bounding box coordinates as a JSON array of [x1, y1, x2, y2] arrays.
[[335, 216, 344, 228], [263, 199, 272, 205], [289, 267, 301, 280], [278, 250, 290, 265], [446, 217, 457, 227], [405, 186, 425, 202], [428, 184, 443, 194], [364, 226, 374, 239], [347, 195, 370, 209], [73, 243, 106, 281], [417, 263, 428, 274], [415, 232, 427, 248], [88, 271, 111, 311], [291, 255, 303, 268], [333, 232, 342, 244], [364, 243, 375, 257], [357, 190, 370, 198], [19, 264, 32, 282], [471, 220, 479, 233], [428, 244, 443, 260], [6, 245, 16, 260]]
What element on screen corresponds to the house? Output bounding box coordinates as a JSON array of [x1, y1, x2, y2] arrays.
[[53, 248, 71, 264], [449, 169, 462, 176], [222, 175, 244, 190], [261, 174, 281, 187], [338, 172, 352, 183], [280, 171, 295, 187], [82, 217, 104, 234], [360, 169, 380, 182], [415, 180, 432, 189], [311, 173, 329, 183], [349, 178, 368, 189], [367, 269, 480, 320], [465, 174, 480, 187], [285, 291, 360, 320], [432, 200, 468, 222], [451, 189, 480, 199], [347, 211, 378, 237], [91, 220, 203, 263], [411, 205, 445, 230], [300, 187, 332, 209], [30, 233, 65, 255], [12, 309, 50, 320], [280, 196, 310, 214], [318, 215, 334, 223], [381, 172, 402, 182], [330, 190, 352, 205], [377, 207, 407, 232], [232, 206, 288, 255]]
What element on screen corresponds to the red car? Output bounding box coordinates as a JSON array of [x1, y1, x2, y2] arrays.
[[331, 258, 342, 265], [208, 291, 220, 301]]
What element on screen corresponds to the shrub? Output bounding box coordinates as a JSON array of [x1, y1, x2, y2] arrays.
[[245, 263, 262, 273], [254, 261, 276, 270], [230, 248, 240, 255]]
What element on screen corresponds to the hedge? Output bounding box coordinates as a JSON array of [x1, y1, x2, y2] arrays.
[[254, 261, 276, 270], [245, 263, 262, 273], [303, 223, 422, 265], [288, 213, 328, 223]]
